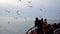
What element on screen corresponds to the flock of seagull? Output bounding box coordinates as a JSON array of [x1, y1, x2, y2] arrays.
[[1, 0, 60, 24], [5, 0, 33, 24]]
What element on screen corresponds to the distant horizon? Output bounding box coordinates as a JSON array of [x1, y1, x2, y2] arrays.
[[0, 16, 60, 20]]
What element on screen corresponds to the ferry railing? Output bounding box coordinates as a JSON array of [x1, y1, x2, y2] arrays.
[[25, 26, 37, 34], [54, 28, 60, 34]]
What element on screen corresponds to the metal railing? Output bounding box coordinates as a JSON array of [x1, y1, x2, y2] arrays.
[[25, 26, 37, 34], [54, 28, 60, 34]]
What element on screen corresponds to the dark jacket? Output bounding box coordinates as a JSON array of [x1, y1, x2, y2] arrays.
[[35, 20, 42, 27]]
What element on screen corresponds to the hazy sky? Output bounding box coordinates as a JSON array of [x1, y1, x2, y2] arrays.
[[0, 0, 60, 34], [0, 0, 60, 20]]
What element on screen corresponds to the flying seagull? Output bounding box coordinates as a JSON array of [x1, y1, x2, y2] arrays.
[[16, 11, 20, 15], [28, 5, 32, 7], [8, 21, 10, 24], [19, 0, 21, 2], [14, 17, 18, 19], [28, 1, 31, 3], [40, 8, 43, 11], [5, 10, 10, 13], [58, 12, 60, 14]]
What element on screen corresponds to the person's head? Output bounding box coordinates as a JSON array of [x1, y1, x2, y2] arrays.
[[44, 19, 47, 22], [35, 17, 39, 20], [41, 18, 43, 21], [47, 24, 52, 29]]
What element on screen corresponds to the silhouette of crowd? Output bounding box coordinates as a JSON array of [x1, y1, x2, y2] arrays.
[[35, 17, 60, 34]]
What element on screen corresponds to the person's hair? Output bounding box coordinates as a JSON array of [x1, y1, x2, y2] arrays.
[[35, 17, 38, 20], [41, 18, 43, 21], [44, 19, 47, 21]]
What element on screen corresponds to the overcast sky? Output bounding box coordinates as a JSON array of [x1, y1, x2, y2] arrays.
[[0, 0, 60, 20]]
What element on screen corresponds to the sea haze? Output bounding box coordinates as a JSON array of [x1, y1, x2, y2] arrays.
[[0, 19, 60, 34]]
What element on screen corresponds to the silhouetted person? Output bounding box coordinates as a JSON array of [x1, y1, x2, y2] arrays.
[[43, 19, 47, 34], [57, 23, 60, 28], [46, 24, 54, 34], [35, 17, 41, 34], [53, 23, 57, 30], [40, 18, 44, 34]]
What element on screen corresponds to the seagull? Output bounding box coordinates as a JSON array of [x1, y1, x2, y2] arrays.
[[16, 11, 20, 15], [5, 10, 10, 13], [28, 5, 32, 7], [14, 17, 18, 19], [16, 11, 19, 13], [28, 1, 31, 3], [40, 8, 43, 11], [17, 13, 20, 15], [19, 0, 21, 2], [58, 12, 60, 14], [8, 21, 10, 24]]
